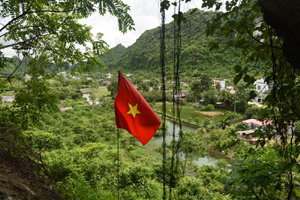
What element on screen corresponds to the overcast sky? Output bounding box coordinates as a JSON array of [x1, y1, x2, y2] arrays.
[[79, 0, 204, 48], [2, 0, 204, 57]]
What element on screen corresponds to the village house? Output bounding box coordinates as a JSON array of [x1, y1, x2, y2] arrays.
[[219, 80, 225, 90], [241, 118, 296, 137], [254, 78, 269, 93], [237, 130, 255, 138], [180, 82, 188, 86], [58, 106, 73, 112], [25, 74, 32, 79], [172, 90, 189, 101], [102, 80, 111, 85], [254, 93, 268, 103], [1, 96, 15, 104], [213, 79, 226, 90], [243, 119, 265, 129], [105, 73, 112, 79], [226, 86, 234, 91], [57, 71, 67, 77]]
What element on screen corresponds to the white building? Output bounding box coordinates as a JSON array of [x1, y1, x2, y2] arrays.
[[219, 80, 225, 90], [254, 78, 268, 93], [106, 73, 112, 79], [1, 96, 15, 104]]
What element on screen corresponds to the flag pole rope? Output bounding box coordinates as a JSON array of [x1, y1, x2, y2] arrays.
[[117, 71, 120, 200], [117, 128, 120, 200], [160, 1, 167, 199]]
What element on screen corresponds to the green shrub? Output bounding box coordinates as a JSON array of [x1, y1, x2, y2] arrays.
[[70, 90, 83, 99], [206, 104, 214, 111], [194, 118, 201, 125], [236, 122, 249, 131], [245, 106, 260, 118], [24, 130, 64, 151], [200, 105, 206, 111], [204, 119, 211, 126], [215, 159, 228, 170], [200, 104, 214, 111], [225, 111, 243, 120], [73, 134, 88, 145]]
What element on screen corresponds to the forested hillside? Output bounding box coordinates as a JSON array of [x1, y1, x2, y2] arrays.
[[1, 10, 263, 78], [100, 9, 263, 78], [100, 44, 127, 65], [0, 57, 29, 76]]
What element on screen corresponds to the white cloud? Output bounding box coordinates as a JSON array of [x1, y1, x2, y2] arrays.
[[1, 0, 204, 57], [83, 0, 204, 48]]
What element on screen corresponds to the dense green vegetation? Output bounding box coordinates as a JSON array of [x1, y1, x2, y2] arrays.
[[1, 0, 300, 199], [24, 102, 233, 199], [99, 10, 263, 78], [1, 9, 263, 79]]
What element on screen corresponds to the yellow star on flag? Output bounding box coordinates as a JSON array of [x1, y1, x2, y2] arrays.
[[126, 102, 142, 118]]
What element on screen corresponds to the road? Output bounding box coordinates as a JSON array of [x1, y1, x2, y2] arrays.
[[79, 86, 107, 91]]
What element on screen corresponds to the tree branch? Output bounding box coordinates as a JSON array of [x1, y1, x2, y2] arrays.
[[0, 1, 33, 33], [7, 59, 23, 84], [27, 7, 86, 14], [0, 26, 43, 38], [0, 33, 51, 50], [245, 28, 281, 50]]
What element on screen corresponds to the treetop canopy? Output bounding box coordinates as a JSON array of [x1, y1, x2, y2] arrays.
[[0, 0, 135, 74]]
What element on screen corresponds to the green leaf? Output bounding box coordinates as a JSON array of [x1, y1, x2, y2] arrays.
[[233, 74, 242, 85], [234, 65, 241, 73], [247, 90, 257, 101], [189, 8, 198, 15], [243, 74, 250, 83]]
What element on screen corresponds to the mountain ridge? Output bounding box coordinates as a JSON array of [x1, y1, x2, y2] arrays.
[[99, 9, 262, 78]]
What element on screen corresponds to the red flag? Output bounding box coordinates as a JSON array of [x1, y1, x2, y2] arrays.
[[114, 72, 161, 145]]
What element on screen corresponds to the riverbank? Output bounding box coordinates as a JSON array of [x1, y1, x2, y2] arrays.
[[154, 110, 203, 129], [153, 109, 249, 162]]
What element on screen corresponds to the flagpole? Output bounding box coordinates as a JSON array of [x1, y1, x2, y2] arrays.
[[117, 70, 120, 200], [114, 70, 161, 198], [117, 128, 120, 200]]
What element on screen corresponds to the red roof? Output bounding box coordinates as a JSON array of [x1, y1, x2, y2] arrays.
[[243, 119, 263, 126], [243, 119, 274, 126]]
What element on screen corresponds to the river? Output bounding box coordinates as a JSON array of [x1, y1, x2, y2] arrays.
[[154, 119, 218, 167], [84, 93, 219, 166]]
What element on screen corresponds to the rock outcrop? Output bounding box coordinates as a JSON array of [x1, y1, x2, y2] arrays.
[[0, 169, 59, 200], [0, 127, 61, 200], [259, 0, 300, 69]]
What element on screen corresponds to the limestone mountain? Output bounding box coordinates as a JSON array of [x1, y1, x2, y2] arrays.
[[99, 9, 261, 78]]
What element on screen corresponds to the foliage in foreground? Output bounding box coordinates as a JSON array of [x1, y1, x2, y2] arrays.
[[21, 104, 230, 199]]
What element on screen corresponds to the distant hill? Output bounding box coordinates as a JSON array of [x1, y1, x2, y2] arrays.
[[100, 44, 127, 65], [1, 10, 263, 78], [99, 9, 263, 78], [0, 56, 29, 76]]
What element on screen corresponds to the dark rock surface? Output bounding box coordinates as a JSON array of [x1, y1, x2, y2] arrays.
[[259, 0, 300, 69]]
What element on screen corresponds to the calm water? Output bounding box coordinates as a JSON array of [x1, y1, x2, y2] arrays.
[[154, 119, 218, 166]]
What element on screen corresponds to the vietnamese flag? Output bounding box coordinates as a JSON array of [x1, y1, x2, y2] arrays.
[[114, 72, 161, 145]]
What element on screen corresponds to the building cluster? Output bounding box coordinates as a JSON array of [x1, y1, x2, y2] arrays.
[[237, 118, 296, 144], [213, 78, 271, 103]]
